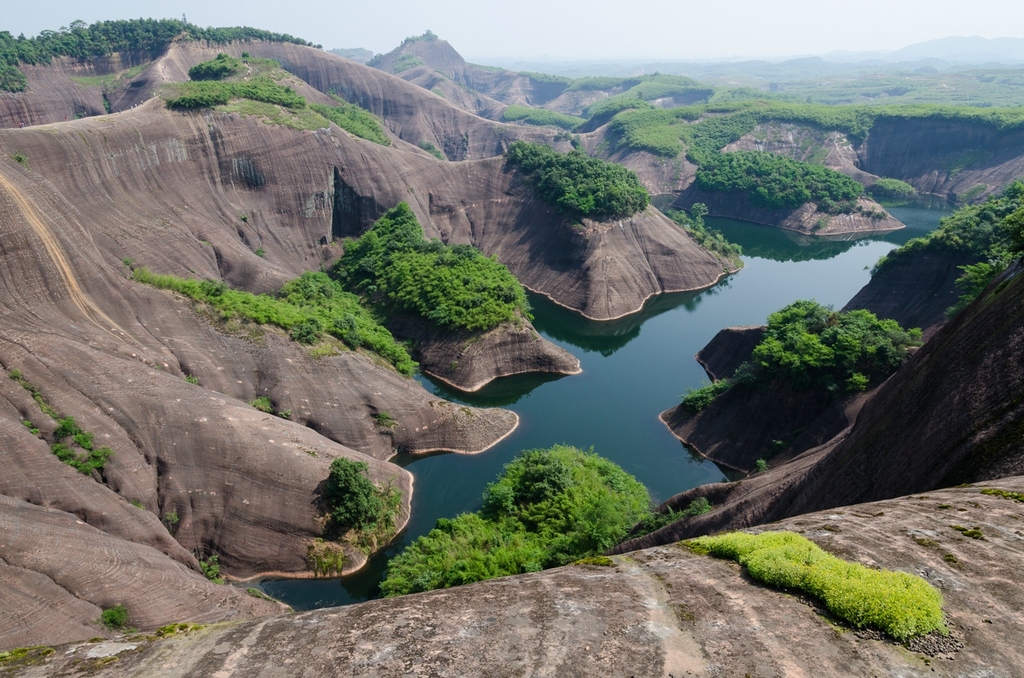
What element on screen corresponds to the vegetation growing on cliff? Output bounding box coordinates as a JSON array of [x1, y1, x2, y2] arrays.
[[874, 181, 1024, 315], [132, 268, 417, 375], [188, 53, 243, 81], [748, 300, 921, 391], [322, 458, 401, 550], [666, 204, 742, 265], [501, 105, 582, 131], [505, 141, 650, 220], [331, 203, 530, 332], [380, 445, 650, 596], [696, 150, 864, 212], [869, 177, 916, 199], [610, 100, 1024, 158], [165, 78, 305, 109], [687, 531, 946, 641], [9, 370, 113, 474], [0, 19, 316, 92], [682, 301, 921, 411], [311, 97, 391, 145]]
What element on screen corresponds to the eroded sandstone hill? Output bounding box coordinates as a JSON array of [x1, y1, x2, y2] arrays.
[[9, 478, 1023, 677], [0, 34, 742, 650]]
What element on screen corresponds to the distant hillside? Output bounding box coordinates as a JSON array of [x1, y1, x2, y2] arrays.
[[827, 35, 1024, 64], [329, 47, 373, 64]]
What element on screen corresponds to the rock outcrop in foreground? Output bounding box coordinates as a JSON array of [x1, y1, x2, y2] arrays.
[[8, 478, 1023, 677]]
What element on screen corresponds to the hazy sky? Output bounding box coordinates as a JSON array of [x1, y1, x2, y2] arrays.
[[5, 0, 1024, 62]]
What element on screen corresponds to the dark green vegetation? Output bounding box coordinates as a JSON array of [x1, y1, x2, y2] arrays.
[[380, 445, 650, 596], [633, 497, 714, 537], [747, 301, 921, 392], [680, 379, 732, 414], [132, 268, 417, 375], [874, 182, 1024, 316], [332, 203, 530, 332], [199, 554, 223, 583], [687, 531, 946, 641], [696, 150, 864, 212], [505, 141, 649, 220], [0, 18, 315, 92], [666, 204, 743, 265], [322, 458, 401, 552], [8, 369, 113, 474], [187, 53, 243, 81], [869, 177, 916, 199], [417, 140, 444, 159], [50, 416, 112, 475], [311, 98, 390, 146], [501, 105, 581, 131], [981, 488, 1024, 502], [100, 604, 130, 630], [682, 300, 921, 411]]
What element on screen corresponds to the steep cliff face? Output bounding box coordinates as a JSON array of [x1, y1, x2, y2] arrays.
[[386, 315, 581, 393], [859, 118, 1024, 201], [661, 380, 869, 473], [672, 183, 904, 236], [16, 478, 1024, 677], [841, 247, 971, 339], [639, 259, 1024, 547], [0, 92, 544, 647], [330, 150, 736, 321]]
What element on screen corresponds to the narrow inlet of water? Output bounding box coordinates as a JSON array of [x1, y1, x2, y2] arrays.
[[257, 202, 950, 608]]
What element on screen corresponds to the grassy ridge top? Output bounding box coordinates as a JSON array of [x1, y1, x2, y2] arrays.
[[0, 18, 316, 92]]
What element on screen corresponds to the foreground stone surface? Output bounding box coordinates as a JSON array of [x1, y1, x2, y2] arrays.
[[9, 479, 1023, 677]]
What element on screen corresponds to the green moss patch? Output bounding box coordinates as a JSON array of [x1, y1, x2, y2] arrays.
[[981, 487, 1024, 502], [686, 531, 946, 641]]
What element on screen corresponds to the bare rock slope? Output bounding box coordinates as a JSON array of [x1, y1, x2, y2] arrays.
[[12, 478, 1024, 677]]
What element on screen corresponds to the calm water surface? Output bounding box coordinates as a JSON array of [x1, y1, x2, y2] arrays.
[[258, 201, 950, 608]]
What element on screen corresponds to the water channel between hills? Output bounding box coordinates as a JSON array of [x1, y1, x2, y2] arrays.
[[258, 200, 951, 609]]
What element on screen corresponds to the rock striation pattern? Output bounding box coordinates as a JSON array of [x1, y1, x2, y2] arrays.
[[9, 478, 1024, 677]]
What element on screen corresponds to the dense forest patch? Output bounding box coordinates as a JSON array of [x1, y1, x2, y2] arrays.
[[331, 203, 530, 332], [682, 300, 921, 412], [380, 445, 650, 596], [505, 141, 649, 220]]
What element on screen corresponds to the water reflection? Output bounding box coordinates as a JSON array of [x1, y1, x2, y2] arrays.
[[418, 370, 568, 408], [708, 218, 880, 263], [528, 287, 716, 356]]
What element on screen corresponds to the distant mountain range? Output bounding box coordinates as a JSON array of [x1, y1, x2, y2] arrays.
[[825, 36, 1024, 64]]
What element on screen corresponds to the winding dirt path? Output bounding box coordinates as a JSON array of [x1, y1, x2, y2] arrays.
[[0, 169, 129, 341]]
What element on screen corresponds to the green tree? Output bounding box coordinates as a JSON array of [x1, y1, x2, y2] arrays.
[[380, 445, 650, 596]]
